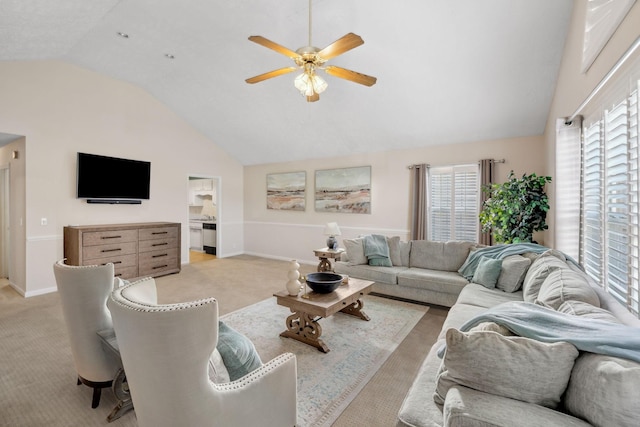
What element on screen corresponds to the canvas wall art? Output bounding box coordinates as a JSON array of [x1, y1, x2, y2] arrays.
[[267, 171, 306, 211], [315, 166, 371, 214]]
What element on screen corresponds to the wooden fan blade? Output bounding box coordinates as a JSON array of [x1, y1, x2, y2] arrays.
[[246, 67, 298, 84], [324, 66, 377, 86], [248, 36, 300, 59], [318, 33, 364, 60], [306, 93, 320, 102]]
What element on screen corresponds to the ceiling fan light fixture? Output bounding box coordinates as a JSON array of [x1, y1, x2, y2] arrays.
[[294, 67, 327, 97]]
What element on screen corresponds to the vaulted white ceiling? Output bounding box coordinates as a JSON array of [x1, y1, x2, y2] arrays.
[[0, 0, 573, 165]]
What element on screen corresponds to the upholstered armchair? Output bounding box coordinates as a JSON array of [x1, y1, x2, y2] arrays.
[[53, 259, 121, 408], [108, 277, 298, 427]]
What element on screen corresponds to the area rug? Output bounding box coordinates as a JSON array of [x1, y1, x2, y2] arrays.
[[221, 294, 428, 427]]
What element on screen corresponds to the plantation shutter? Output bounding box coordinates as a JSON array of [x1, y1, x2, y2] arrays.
[[579, 77, 640, 316], [604, 99, 630, 305], [428, 164, 479, 242]]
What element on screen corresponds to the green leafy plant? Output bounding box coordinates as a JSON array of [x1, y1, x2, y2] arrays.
[[479, 171, 552, 244]]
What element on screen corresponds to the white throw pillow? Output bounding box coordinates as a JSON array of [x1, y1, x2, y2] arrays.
[[343, 238, 367, 265], [434, 329, 579, 409], [565, 353, 640, 427]]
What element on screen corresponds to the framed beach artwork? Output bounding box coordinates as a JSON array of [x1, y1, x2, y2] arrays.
[[267, 171, 306, 211], [315, 166, 371, 214]]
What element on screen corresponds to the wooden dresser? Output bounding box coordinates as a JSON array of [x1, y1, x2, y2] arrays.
[[63, 222, 181, 280]]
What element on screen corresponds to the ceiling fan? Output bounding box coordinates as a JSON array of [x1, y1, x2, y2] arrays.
[[245, 0, 377, 102]]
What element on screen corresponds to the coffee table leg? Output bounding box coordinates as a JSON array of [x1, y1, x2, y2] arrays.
[[280, 310, 330, 353], [340, 299, 371, 321], [107, 368, 133, 422]]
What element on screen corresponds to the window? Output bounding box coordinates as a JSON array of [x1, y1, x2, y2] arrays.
[[578, 79, 640, 316], [428, 164, 479, 242]]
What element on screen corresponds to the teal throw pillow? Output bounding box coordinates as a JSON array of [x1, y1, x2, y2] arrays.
[[472, 257, 503, 289], [368, 256, 392, 267], [217, 321, 262, 381]]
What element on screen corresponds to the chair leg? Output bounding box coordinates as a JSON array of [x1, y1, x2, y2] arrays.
[[77, 376, 112, 409], [91, 387, 102, 409]]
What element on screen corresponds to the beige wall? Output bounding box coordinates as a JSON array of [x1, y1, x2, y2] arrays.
[[244, 135, 545, 265], [0, 61, 245, 296], [544, 0, 640, 247]]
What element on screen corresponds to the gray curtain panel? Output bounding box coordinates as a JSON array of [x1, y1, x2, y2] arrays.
[[479, 159, 493, 246], [410, 164, 428, 241]]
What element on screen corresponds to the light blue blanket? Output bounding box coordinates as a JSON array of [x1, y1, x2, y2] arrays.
[[457, 243, 578, 280], [437, 301, 640, 363], [363, 234, 391, 267]]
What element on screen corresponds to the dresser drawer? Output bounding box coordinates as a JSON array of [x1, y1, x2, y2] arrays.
[[83, 253, 138, 269], [114, 265, 139, 280], [83, 229, 138, 246], [83, 241, 138, 261], [139, 237, 178, 253], [139, 249, 179, 277], [139, 247, 178, 264], [139, 226, 178, 241]]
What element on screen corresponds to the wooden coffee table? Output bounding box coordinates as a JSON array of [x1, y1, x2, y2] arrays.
[[273, 277, 374, 353]]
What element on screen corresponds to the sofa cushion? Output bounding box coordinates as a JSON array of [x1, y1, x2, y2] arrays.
[[343, 238, 367, 265], [535, 268, 600, 310], [496, 255, 531, 293], [564, 353, 640, 427], [454, 283, 523, 311], [471, 257, 503, 289], [399, 241, 411, 267], [409, 240, 474, 272], [397, 268, 469, 295], [522, 250, 570, 303], [557, 300, 622, 324], [443, 385, 592, 427], [386, 236, 403, 266], [434, 329, 579, 409], [334, 262, 407, 285], [216, 321, 262, 381]]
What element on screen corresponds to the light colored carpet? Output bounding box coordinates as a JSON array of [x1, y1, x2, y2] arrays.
[[0, 256, 446, 426], [221, 296, 427, 427]]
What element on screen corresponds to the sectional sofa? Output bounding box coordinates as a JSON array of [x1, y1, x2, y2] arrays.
[[335, 238, 640, 427]]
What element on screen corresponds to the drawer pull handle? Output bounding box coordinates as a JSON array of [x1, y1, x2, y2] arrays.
[[152, 231, 168, 235], [113, 261, 122, 265], [152, 254, 168, 258], [102, 235, 122, 240], [152, 265, 168, 270], [115, 273, 122, 277], [152, 242, 168, 247], [101, 248, 122, 253]]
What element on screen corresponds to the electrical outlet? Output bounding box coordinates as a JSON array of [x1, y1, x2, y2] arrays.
[[41, 218, 47, 226]]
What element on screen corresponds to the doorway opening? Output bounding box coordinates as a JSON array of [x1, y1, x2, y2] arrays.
[[187, 175, 220, 264]]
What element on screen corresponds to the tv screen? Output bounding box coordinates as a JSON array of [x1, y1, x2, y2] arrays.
[[77, 152, 151, 201]]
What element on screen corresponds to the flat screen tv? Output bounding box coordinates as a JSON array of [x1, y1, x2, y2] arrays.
[[77, 152, 151, 203]]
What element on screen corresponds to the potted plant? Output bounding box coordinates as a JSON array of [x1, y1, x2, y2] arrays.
[[479, 171, 552, 244]]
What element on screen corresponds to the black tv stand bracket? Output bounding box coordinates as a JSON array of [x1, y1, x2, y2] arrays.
[[86, 199, 142, 205]]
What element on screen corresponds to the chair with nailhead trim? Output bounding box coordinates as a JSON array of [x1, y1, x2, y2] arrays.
[[108, 277, 297, 427], [53, 259, 121, 409]]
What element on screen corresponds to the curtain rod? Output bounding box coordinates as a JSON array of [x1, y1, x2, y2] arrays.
[[407, 158, 505, 169], [566, 35, 640, 124]]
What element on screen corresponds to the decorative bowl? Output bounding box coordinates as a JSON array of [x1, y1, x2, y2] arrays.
[[305, 272, 343, 294]]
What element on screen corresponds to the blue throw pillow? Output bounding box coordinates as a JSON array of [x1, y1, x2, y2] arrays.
[[217, 321, 262, 381], [472, 257, 503, 289]]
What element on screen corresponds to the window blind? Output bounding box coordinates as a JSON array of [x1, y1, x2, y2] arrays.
[[428, 164, 479, 242], [577, 78, 640, 317]]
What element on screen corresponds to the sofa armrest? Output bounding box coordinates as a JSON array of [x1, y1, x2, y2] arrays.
[[444, 386, 592, 427]]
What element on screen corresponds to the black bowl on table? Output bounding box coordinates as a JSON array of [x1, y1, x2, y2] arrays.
[[305, 272, 343, 294]]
